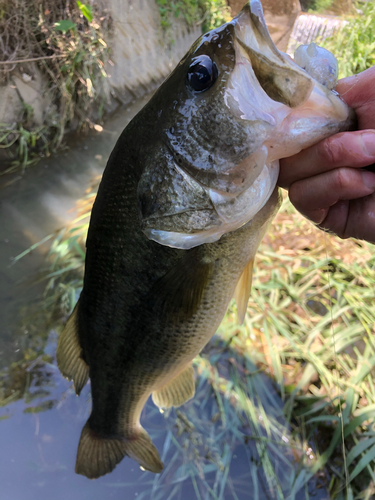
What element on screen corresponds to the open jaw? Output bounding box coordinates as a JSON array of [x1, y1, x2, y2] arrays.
[[141, 0, 353, 251]]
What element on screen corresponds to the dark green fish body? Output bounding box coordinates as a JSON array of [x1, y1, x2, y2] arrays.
[[68, 122, 280, 475], [57, 0, 354, 479]]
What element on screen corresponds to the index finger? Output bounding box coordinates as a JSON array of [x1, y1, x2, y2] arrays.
[[278, 129, 375, 189]]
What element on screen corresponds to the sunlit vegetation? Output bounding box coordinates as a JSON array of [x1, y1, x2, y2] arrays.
[[320, 0, 375, 78], [4, 181, 375, 498], [0, 1, 110, 171], [307, 0, 354, 15], [156, 0, 231, 34]]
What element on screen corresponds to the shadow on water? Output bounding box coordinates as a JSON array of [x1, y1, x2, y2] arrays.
[[0, 97, 330, 500], [0, 340, 330, 500]]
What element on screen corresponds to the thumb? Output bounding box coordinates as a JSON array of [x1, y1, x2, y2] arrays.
[[335, 66, 375, 129]]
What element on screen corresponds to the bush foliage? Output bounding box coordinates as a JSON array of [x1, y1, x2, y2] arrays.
[[320, 0, 375, 78]]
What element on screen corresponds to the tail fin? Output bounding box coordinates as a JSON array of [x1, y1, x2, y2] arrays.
[[75, 422, 163, 479]]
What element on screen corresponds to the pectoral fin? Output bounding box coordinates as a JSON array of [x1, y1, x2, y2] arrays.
[[152, 250, 215, 321], [234, 258, 254, 324], [152, 364, 195, 409], [56, 302, 89, 395]]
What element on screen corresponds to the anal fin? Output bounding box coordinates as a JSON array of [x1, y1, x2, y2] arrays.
[[233, 258, 254, 325], [152, 364, 195, 409], [56, 302, 89, 395]]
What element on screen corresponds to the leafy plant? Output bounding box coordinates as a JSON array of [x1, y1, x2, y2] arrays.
[[156, 0, 231, 35], [0, 0, 111, 172], [200, 0, 232, 32], [308, 0, 334, 14], [0, 96, 48, 172], [308, 0, 353, 15], [320, 0, 375, 78], [54, 19, 77, 33], [77, 1, 93, 23]]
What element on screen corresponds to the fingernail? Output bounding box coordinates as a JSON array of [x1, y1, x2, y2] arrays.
[[361, 170, 375, 189], [362, 131, 375, 156], [309, 208, 328, 224]]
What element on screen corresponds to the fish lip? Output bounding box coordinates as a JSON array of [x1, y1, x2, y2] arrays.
[[230, 3, 317, 110], [234, 0, 282, 58], [233, 2, 351, 111], [232, 1, 295, 69], [231, 3, 354, 136], [144, 227, 224, 250]]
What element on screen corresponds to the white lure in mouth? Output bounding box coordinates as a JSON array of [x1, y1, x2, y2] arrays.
[[294, 42, 339, 91]]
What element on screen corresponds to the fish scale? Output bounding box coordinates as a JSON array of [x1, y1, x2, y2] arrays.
[[56, 0, 355, 479]]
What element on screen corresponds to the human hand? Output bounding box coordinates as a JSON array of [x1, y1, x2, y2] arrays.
[[278, 66, 375, 243]]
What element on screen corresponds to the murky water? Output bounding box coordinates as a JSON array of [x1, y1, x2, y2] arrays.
[[0, 97, 329, 500]]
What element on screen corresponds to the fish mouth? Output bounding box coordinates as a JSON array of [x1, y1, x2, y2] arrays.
[[229, 0, 354, 161], [232, 0, 315, 109], [140, 0, 355, 251]]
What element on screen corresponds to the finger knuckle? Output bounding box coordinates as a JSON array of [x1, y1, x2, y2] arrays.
[[317, 135, 343, 165], [331, 168, 351, 191]]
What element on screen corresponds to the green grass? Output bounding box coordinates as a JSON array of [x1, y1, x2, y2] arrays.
[[307, 0, 354, 16], [6, 184, 375, 498], [0, 1, 110, 172], [319, 1, 375, 78], [156, 0, 231, 34]]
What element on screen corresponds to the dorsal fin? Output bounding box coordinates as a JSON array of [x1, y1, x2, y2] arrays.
[[56, 302, 89, 395], [233, 258, 254, 324]]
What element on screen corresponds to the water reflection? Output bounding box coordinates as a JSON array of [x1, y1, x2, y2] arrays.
[[1, 325, 331, 498], [0, 96, 329, 499], [0, 335, 329, 499]]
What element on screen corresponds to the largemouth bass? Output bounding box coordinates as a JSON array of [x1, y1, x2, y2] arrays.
[[57, 0, 354, 479]]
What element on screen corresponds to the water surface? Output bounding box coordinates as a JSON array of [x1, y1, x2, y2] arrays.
[[0, 96, 329, 500]]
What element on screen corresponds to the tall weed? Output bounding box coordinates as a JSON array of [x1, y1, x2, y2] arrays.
[[321, 1, 375, 77]]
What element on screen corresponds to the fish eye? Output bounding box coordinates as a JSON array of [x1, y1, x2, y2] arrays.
[[187, 55, 218, 92]]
